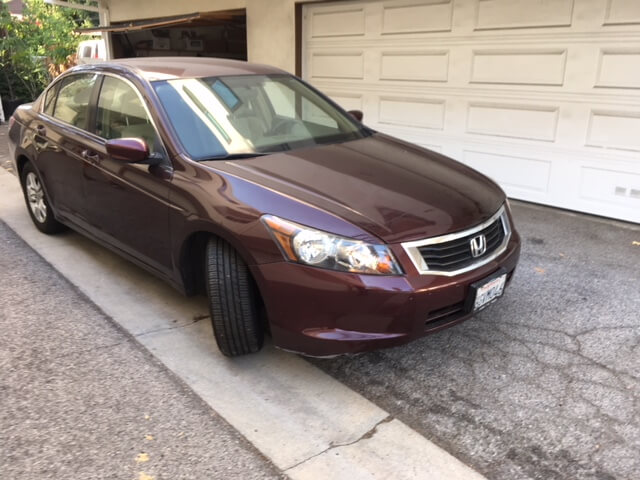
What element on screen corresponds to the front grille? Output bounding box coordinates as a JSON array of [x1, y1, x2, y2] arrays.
[[418, 216, 505, 272], [401, 206, 511, 276]]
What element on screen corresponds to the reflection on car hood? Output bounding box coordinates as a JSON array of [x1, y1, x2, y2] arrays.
[[204, 134, 505, 243]]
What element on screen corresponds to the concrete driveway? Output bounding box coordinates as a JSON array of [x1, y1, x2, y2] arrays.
[[0, 123, 12, 173], [1, 122, 638, 479]]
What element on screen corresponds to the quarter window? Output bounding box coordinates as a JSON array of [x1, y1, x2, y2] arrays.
[[96, 76, 160, 153], [52, 74, 98, 129], [43, 84, 59, 116]]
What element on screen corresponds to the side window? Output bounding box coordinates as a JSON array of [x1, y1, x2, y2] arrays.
[[52, 74, 97, 129], [96, 76, 160, 152], [43, 83, 59, 116]]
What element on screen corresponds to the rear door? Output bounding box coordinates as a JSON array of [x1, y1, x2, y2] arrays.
[[34, 73, 99, 224], [81, 74, 174, 276]]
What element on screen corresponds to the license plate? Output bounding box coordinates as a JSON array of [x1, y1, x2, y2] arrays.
[[469, 272, 507, 312]]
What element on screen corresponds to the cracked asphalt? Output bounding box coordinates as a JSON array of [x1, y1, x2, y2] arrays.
[[0, 220, 281, 480], [310, 202, 640, 480]]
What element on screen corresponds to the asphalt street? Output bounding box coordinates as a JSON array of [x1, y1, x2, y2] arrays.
[[311, 202, 640, 480], [0, 220, 281, 480]]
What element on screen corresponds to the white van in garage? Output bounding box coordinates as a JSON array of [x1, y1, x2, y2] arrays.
[[76, 38, 106, 64]]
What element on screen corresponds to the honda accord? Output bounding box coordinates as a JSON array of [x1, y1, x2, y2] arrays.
[[8, 57, 520, 356]]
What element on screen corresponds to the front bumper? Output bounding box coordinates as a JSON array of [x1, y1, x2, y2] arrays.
[[250, 229, 521, 356]]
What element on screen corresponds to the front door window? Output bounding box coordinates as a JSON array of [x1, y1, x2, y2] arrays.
[[96, 76, 161, 155]]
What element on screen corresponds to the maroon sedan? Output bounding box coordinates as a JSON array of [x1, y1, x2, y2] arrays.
[[8, 57, 520, 357]]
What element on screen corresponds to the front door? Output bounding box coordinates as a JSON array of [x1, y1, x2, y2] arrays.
[[82, 74, 174, 277]]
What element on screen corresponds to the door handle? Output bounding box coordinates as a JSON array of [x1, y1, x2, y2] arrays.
[[82, 150, 100, 164], [33, 125, 48, 151]]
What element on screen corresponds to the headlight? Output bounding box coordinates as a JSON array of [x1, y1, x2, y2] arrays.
[[261, 215, 403, 275]]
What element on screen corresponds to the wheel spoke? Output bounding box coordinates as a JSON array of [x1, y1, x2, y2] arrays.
[[34, 201, 45, 222]]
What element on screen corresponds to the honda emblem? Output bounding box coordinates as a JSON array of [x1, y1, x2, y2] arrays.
[[470, 234, 487, 258]]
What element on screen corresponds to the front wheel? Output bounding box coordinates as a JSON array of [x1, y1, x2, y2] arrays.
[[20, 162, 65, 234], [205, 237, 264, 356]]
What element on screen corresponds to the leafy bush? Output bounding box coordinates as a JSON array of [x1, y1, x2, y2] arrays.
[[0, 0, 94, 101]]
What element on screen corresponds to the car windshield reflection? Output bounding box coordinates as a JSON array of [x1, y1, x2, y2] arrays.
[[152, 74, 368, 160]]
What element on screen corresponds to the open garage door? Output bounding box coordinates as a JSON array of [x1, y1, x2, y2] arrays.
[[302, 0, 640, 223], [87, 10, 247, 61]]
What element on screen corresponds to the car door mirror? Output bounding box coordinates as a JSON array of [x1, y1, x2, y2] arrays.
[[106, 138, 149, 163], [348, 110, 363, 122]]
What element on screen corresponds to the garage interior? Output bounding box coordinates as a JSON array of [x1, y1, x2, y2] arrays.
[[107, 10, 247, 60]]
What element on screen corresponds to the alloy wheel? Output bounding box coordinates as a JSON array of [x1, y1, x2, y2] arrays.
[[25, 172, 47, 223]]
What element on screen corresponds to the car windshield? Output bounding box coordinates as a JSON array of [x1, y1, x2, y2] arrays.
[[152, 74, 368, 160]]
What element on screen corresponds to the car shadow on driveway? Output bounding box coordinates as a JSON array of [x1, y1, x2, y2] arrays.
[[309, 201, 640, 480]]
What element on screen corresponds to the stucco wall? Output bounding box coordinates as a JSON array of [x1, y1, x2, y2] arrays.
[[106, 0, 247, 23], [105, 0, 315, 73]]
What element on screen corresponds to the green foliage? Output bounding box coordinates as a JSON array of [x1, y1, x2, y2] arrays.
[[0, 0, 94, 101]]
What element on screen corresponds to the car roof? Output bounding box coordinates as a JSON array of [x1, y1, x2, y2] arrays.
[[91, 57, 287, 81]]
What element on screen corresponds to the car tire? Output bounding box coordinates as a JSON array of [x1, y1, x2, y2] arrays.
[[20, 162, 65, 234], [205, 237, 264, 356]]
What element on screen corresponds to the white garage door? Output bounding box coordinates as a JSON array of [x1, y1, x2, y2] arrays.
[[302, 0, 640, 223]]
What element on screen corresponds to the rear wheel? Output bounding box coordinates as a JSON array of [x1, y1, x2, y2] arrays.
[[205, 237, 264, 356], [20, 162, 65, 234]]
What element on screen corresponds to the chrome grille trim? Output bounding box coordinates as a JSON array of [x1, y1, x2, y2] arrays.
[[401, 205, 511, 277]]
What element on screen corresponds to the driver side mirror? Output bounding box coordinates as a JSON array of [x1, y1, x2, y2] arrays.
[[348, 110, 363, 122], [106, 138, 149, 163]]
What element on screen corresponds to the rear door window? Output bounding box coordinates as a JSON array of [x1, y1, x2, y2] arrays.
[[52, 74, 98, 130]]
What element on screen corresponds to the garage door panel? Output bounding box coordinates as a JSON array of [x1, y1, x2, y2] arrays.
[[379, 50, 449, 82], [474, 0, 575, 31], [595, 49, 640, 89], [463, 150, 552, 196], [580, 167, 640, 208], [470, 49, 568, 86], [315, 87, 638, 153], [309, 52, 365, 80], [303, 0, 640, 223], [325, 92, 364, 112], [466, 103, 559, 142], [378, 96, 445, 130], [603, 0, 640, 26], [308, 5, 366, 38], [306, 45, 640, 96], [587, 110, 640, 152], [381, 0, 453, 35]]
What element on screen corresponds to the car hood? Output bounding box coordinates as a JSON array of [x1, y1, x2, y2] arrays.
[[204, 134, 505, 243]]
